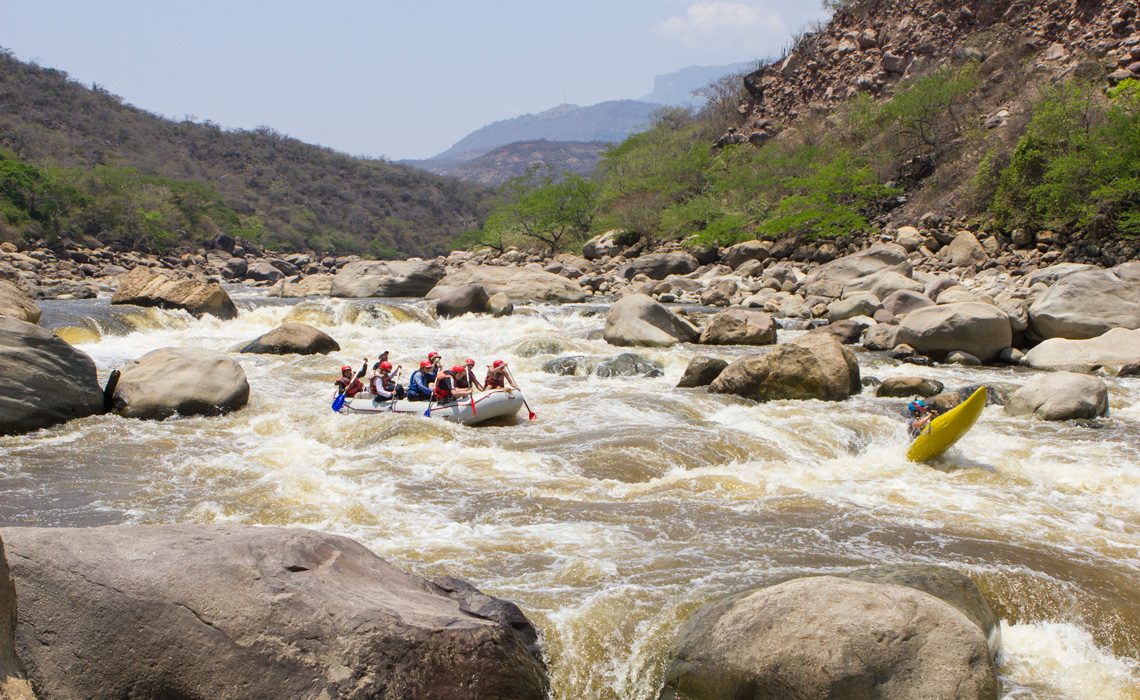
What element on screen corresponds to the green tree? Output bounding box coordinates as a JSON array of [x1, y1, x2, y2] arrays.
[[482, 169, 598, 254]]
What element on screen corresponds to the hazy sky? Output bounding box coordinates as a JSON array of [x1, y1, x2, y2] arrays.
[[2, 1, 825, 160]]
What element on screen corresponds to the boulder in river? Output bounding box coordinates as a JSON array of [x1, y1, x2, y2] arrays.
[[604, 294, 699, 347], [267, 274, 334, 298], [896, 302, 1011, 362], [699, 308, 777, 346], [721, 240, 770, 269], [677, 356, 728, 388], [709, 331, 860, 402], [595, 352, 663, 378], [113, 347, 249, 420], [1023, 327, 1140, 373], [240, 322, 340, 355], [881, 288, 934, 318], [1028, 261, 1140, 340], [244, 259, 285, 283], [0, 317, 104, 436], [431, 283, 490, 318], [488, 292, 514, 317], [112, 267, 238, 320], [1005, 372, 1109, 421], [1, 524, 548, 700], [802, 243, 911, 290], [619, 252, 699, 280], [0, 535, 33, 700], [0, 280, 40, 324], [659, 572, 997, 700], [877, 376, 945, 398], [431, 265, 586, 303], [330, 259, 445, 298]]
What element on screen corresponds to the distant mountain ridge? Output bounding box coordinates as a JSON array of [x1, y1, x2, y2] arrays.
[[448, 140, 608, 187], [640, 61, 756, 106]]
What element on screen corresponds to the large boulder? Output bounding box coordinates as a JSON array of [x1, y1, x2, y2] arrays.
[[1028, 261, 1140, 339], [595, 353, 663, 378], [941, 231, 988, 267], [112, 267, 238, 320], [0, 317, 104, 436], [430, 265, 586, 303], [844, 270, 924, 300], [1023, 328, 1140, 372], [699, 308, 777, 346], [113, 347, 249, 420], [827, 293, 880, 322], [244, 260, 285, 283], [267, 274, 334, 298], [604, 294, 699, 347], [721, 240, 770, 269], [677, 356, 728, 388], [583, 229, 635, 260], [709, 332, 860, 402], [881, 288, 934, 317], [0, 281, 40, 324], [1023, 263, 1094, 288], [619, 252, 699, 280], [876, 376, 944, 398], [802, 243, 911, 290], [1, 525, 547, 700], [659, 574, 997, 700], [896, 303, 1012, 362], [1005, 372, 1109, 421], [0, 536, 34, 700], [431, 283, 490, 318], [330, 259, 446, 298], [240, 323, 339, 355]]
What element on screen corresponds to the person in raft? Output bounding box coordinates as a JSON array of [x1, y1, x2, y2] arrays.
[[334, 365, 363, 398], [907, 398, 936, 438], [370, 361, 405, 401], [484, 360, 516, 391], [371, 350, 390, 373], [427, 351, 442, 373], [432, 367, 458, 403], [453, 358, 484, 398], [407, 359, 436, 402]]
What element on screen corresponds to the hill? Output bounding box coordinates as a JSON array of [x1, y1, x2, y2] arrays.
[[640, 62, 757, 106], [447, 140, 608, 187], [0, 49, 490, 256]]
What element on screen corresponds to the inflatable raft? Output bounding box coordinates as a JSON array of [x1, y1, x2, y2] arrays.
[[339, 389, 525, 426], [907, 386, 987, 462]]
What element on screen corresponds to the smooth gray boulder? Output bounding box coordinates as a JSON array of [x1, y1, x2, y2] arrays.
[[0, 281, 40, 324], [1005, 372, 1109, 421], [677, 356, 728, 388], [330, 259, 445, 298], [431, 265, 585, 303], [698, 278, 738, 307], [488, 292, 514, 317], [942, 231, 988, 267], [1024, 328, 1140, 372], [660, 574, 997, 700], [595, 353, 663, 378], [244, 259, 285, 283], [710, 332, 860, 402], [722, 240, 770, 269], [240, 322, 339, 355], [1024, 263, 1094, 288], [827, 293, 881, 322], [432, 283, 490, 318], [881, 289, 934, 317], [1, 535, 34, 700], [1, 525, 547, 700], [802, 243, 911, 289], [896, 302, 1012, 362], [844, 269, 924, 300], [619, 252, 699, 280], [112, 267, 238, 320], [267, 274, 334, 298], [876, 376, 944, 398], [821, 318, 866, 344], [699, 308, 777, 346], [113, 347, 249, 419], [582, 229, 636, 260], [1028, 261, 1140, 339], [0, 317, 104, 436], [604, 294, 699, 347], [863, 323, 901, 351]]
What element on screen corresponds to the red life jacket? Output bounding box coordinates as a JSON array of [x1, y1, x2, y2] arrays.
[[432, 375, 454, 402]]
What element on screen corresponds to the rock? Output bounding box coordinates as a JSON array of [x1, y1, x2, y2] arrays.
[[1118, 362, 1140, 377], [660, 574, 997, 700], [619, 252, 699, 280], [937, 287, 988, 305], [0, 535, 34, 699], [721, 240, 771, 269], [583, 229, 635, 259], [942, 231, 988, 267], [223, 257, 248, 279], [699, 308, 777, 346], [881, 289, 934, 317], [946, 350, 983, 366], [895, 225, 924, 252], [863, 323, 901, 351], [998, 298, 1029, 333], [0, 280, 40, 324], [113, 347, 249, 420], [699, 278, 738, 307], [430, 265, 585, 303], [734, 258, 765, 277], [827, 293, 881, 322], [896, 303, 1012, 362], [244, 260, 285, 283], [1023, 263, 1094, 288], [267, 274, 334, 298], [2, 524, 547, 700], [883, 50, 909, 73], [709, 332, 860, 402], [112, 267, 238, 320], [877, 376, 944, 398], [330, 259, 446, 298], [802, 243, 911, 289], [541, 356, 588, 376], [844, 270, 925, 300], [0, 317, 104, 436], [1028, 262, 1140, 339], [822, 318, 865, 344], [240, 323, 339, 355], [1023, 328, 1140, 372], [595, 353, 663, 378], [604, 294, 699, 347], [1005, 372, 1109, 421], [488, 292, 514, 317], [677, 356, 728, 388], [433, 284, 490, 318]]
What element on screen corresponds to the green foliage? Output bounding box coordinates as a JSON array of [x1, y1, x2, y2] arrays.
[[989, 79, 1140, 238], [878, 64, 981, 166], [476, 168, 599, 254]]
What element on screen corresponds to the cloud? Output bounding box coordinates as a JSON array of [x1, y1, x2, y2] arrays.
[[654, 2, 789, 51]]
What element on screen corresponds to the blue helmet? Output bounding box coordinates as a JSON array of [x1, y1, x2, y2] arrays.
[[908, 399, 927, 415]]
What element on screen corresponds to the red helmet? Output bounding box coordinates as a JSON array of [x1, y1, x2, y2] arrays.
[[451, 365, 464, 374], [379, 361, 392, 371], [427, 351, 440, 361], [340, 365, 352, 373], [464, 358, 475, 366], [419, 360, 431, 369], [492, 360, 505, 368]]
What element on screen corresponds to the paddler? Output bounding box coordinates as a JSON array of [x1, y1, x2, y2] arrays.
[[370, 361, 405, 401], [906, 399, 934, 438], [407, 360, 435, 402], [483, 360, 516, 391], [454, 358, 483, 397], [334, 364, 363, 398], [432, 366, 458, 404]]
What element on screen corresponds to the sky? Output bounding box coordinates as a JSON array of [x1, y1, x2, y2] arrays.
[[1, 1, 826, 160]]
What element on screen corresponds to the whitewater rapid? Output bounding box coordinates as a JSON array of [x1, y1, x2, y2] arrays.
[[2, 290, 1138, 699]]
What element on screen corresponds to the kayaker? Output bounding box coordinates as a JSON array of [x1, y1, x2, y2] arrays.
[[907, 399, 935, 438], [433, 367, 457, 404], [334, 365, 363, 398], [371, 361, 405, 401], [407, 360, 435, 402], [484, 360, 516, 391], [454, 358, 484, 396]]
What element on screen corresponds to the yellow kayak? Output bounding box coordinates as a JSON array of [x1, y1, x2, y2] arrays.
[[907, 386, 987, 462]]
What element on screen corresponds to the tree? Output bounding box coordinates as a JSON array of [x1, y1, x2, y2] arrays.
[[482, 169, 598, 254]]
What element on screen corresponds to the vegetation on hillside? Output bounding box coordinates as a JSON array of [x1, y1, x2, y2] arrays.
[[0, 49, 491, 255]]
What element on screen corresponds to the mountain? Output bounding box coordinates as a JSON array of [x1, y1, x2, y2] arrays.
[[448, 140, 608, 187], [0, 49, 490, 256], [640, 62, 757, 106]]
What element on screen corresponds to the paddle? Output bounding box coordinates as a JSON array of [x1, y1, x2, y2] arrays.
[[422, 369, 435, 418], [505, 367, 536, 421], [331, 359, 367, 413], [465, 367, 477, 418]]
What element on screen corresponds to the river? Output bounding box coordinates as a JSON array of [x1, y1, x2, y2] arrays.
[[2, 290, 1138, 699]]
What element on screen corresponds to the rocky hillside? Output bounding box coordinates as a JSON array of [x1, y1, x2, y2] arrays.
[[447, 140, 607, 187], [0, 50, 490, 256]]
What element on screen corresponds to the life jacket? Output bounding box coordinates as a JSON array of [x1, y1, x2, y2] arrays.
[[432, 375, 454, 402], [484, 370, 505, 389]]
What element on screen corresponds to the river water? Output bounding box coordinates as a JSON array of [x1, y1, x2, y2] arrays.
[[2, 290, 1138, 699]]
